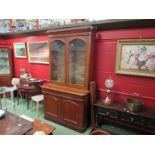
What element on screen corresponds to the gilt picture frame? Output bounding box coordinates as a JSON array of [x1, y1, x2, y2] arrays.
[[27, 41, 49, 64], [14, 43, 27, 58], [115, 39, 155, 77]]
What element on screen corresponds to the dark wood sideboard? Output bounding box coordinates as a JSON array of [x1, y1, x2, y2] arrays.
[[94, 100, 155, 134]]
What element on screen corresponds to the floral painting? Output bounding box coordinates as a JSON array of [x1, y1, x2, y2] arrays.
[[115, 39, 155, 77]]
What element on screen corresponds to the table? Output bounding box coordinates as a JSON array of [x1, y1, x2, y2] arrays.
[[20, 78, 44, 86], [17, 84, 42, 109], [94, 100, 155, 134], [0, 111, 32, 135], [26, 119, 56, 135]]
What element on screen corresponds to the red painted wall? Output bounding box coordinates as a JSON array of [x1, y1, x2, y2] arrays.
[[0, 27, 155, 109], [5, 35, 50, 80], [95, 27, 155, 109]]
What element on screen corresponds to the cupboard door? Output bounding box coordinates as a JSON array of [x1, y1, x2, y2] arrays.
[[68, 39, 86, 86], [44, 94, 60, 120], [51, 40, 65, 83], [61, 99, 81, 126], [0, 76, 11, 86]]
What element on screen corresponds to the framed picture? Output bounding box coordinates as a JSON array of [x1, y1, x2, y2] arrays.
[[115, 39, 155, 77], [0, 19, 10, 32], [27, 41, 49, 64], [14, 43, 27, 58]]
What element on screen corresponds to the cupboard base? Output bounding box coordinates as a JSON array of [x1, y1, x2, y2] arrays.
[[42, 84, 90, 132]]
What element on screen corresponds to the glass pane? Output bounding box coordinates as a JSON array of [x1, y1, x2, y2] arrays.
[[69, 39, 86, 86], [51, 40, 65, 82], [0, 49, 8, 58], [0, 49, 10, 74]]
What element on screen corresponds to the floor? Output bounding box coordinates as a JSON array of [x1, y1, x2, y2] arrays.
[[5, 97, 141, 135], [7, 98, 91, 135]]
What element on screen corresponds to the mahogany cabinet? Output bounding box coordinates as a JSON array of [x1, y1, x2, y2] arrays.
[[43, 84, 89, 131], [0, 47, 14, 87], [42, 26, 95, 132]]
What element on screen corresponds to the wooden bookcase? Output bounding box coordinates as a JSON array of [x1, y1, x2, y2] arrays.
[[42, 26, 95, 132], [0, 47, 14, 87]]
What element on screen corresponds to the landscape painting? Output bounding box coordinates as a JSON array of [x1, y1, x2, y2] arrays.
[[14, 43, 26, 58], [27, 41, 49, 64]]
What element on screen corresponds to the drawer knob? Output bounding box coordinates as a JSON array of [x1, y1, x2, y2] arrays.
[[130, 117, 134, 122], [106, 111, 110, 116]]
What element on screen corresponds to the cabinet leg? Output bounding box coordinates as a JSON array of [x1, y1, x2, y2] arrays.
[[98, 114, 103, 127], [17, 91, 19, 105]]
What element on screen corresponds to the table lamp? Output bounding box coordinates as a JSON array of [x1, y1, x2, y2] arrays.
[[103, 77, 114, 105], [20, 67, 26, 77]]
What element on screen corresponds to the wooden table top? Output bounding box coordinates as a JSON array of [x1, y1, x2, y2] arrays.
[[0, 111, 32, 135], [17, 84, 42, 94], [26, 119, 55, 135], [17, 84, 39, 90]]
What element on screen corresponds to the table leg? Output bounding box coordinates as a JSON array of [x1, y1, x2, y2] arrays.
[[0, 99, 2, 108], [28, 99, 29, 110], [26, 95, 29, 110], [97, 114, 103, 128], [17, 91, 19, 105]]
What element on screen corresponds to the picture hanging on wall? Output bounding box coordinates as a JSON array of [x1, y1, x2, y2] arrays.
[[115, 39, 155, 78], [14, 42, 27, 58], [27, 41, 49, 64]]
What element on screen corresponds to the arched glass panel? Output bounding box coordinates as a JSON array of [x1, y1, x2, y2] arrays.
[[69, 39, 86, 86], [0, 48, 10, 74], [51, 40, 65, 82]]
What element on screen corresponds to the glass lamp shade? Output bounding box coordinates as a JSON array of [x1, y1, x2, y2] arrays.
[[105, 78, 114, 89], [103, 78, 114, 105]]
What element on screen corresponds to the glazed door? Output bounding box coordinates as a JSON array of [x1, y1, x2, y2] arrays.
[[67, 37, 89, 89], [0, 48, 11, 75], [0, 47, 13, 86], [50, 39, 66, 84]]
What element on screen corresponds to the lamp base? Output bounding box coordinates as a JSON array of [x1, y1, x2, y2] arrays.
[[103, 96, 112, 106]]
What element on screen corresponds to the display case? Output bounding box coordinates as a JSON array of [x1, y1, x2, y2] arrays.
[[0, 47, 14, 87], [42, 26, 95, 132]]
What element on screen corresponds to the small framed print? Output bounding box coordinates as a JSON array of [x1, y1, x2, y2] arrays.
[[14, 43, 27, 58]]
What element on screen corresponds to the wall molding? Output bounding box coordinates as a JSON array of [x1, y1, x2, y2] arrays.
[[99, 89, 155, 101]]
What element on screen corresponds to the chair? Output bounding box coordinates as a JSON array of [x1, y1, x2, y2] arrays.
[[30, 95, 44, 117], [0, 86, 16, 110], [3, 78, 20, 102], [89, 81, 110, 135]]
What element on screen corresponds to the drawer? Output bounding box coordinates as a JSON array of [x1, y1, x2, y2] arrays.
[[132, 117, 146, 126], [147, 120, 155, 129], [120, 113, 131, 122], [120, 113, 146, 126], [98, 108, 119, 119]]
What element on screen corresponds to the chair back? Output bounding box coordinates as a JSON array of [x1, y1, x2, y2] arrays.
[[89, 81, 111, 135], [11, 78, 20, 87], [89, 81, 96, 129]]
